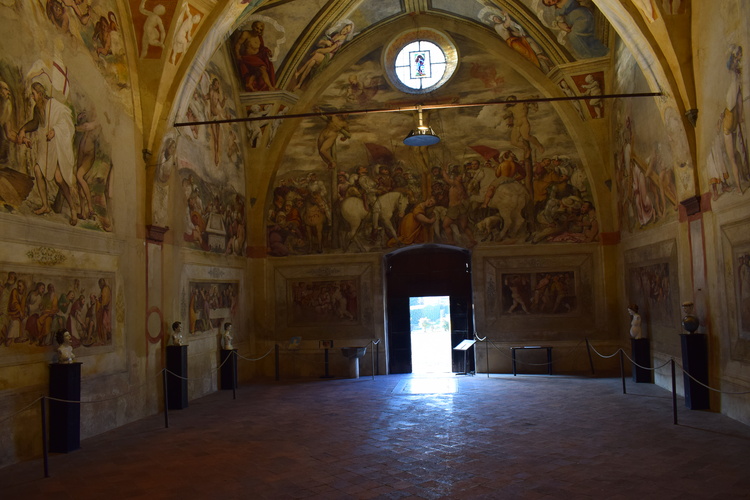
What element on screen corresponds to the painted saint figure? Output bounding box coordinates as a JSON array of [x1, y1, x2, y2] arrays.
[[17, 82, 78, 225], [233, 21, 277, 91]]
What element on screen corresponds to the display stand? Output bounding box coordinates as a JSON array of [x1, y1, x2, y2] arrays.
[[453, 339, 476, 376], [166, 345, 188, 409], [680, 334, 709, 410], [49, 362, 81, 453], [631, 338, 652, 383], [220, 349, 238, 390]]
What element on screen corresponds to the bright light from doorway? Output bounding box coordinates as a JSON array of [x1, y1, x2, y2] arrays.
[[409, 296, 452, 373]]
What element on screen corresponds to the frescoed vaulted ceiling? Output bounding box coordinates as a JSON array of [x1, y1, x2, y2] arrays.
[[128, 0, 697, 256]]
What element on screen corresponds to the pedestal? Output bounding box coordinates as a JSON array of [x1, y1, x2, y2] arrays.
[[166, 345, 188, 409], [220, 349, 238, 390], [680, 334, 709, 410], [631, 338, 652, 383], [49, 362, 81, 453]]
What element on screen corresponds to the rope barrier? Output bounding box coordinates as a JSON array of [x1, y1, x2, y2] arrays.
[[0, 396, 45, 424], [235, 346, 275, 362], [585, 340, 750, 396]]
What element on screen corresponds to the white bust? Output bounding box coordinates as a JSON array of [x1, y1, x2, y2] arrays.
[[628, 305, 644, 339], [56, 330, 75, 364], [170, 321, 185, 346], [222, 323, 234, 350]]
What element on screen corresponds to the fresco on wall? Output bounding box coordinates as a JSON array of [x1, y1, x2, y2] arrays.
[[705, 44, 750, 200], [174, 54, 247, 255], [266, 37, 598, 256], [288, 278, 359, 326], [627, 262, 675, 328], [131, 0, 178, 59], [477, 5, 553, 73], [698, 2, 749, 202], [500, 271, 576, 315], [0, 1, 121, 231], [187, 281, 238, 334], [612, 40, 678, 233], [571, 72, 604, 119], [737, 251, 750, 334], [0, 270, 113, 349], [531, 0, 609, 59], [291, 19, 357, 91], [230, 15, 284, 92], [169, 2, 203, 66]]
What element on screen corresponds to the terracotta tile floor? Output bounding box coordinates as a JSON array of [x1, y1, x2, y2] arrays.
[[2, 373, 750, 499]]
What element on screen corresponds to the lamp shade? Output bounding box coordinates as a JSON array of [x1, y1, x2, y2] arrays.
[[403, 127, 440, 146]]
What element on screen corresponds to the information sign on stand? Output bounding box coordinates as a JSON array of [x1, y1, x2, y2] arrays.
[[453, 339, 476, 376]]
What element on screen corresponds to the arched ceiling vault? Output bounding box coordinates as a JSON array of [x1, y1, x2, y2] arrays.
[[137, 0, 697, 233]]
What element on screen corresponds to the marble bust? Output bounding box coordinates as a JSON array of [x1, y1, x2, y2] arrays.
[[56, 329, 75, 364], [170, 321, 185, 346], [628, 304, 644, 339], [222, 322, 234, 350]]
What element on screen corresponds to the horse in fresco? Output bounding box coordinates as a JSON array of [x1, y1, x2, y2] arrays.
[[484, 181, 529, 241], [339, 191, 409, 252]]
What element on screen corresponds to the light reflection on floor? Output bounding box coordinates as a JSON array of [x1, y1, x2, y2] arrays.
[[392, 375, 459, 394]]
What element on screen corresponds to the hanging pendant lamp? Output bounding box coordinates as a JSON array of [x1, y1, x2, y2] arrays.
[[403, 105, 440, 146]]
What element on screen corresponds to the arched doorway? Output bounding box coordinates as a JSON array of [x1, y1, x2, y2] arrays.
[[384, 244, 475, 374]]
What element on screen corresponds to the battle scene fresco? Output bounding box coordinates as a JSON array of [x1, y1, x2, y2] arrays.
[[266, 35, 598, 256], [500, 271, 577, 315], [288, 278, 359, 326], [0, 270, 113, 350], [187, 281, 239, 334], [0, 0, 128, 231]]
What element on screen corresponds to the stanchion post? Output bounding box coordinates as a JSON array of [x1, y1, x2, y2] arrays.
[[485, 338, 490, 378], [232, 350, 237, 400], [585, 338, 595, 375], [671, 359, 678, 425], [371, 341, 375, 381], [620, 350, 626, 394], [162, 369, 169, 429], [274, 344, 280, 381], [41, 397, 49, 478]]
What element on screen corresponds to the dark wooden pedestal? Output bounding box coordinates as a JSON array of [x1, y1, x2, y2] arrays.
[[631, 338, 652, 383], [166, 345, 188, 409], [680, 334, 709, 410], [220, 349, 238, 390], [49, 362, 81, 453]]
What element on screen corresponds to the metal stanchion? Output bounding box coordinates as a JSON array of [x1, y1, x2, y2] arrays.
[[620, 350, 626, 394], [232, 350, 237, 400], [671, 359, 678, 425], [274, 344, 280, 381], [585, 338, 595, 374], [162, 369, 169, 429], [371, 341, 375, 381], [41, 397, 49, 478], [485, 338, 490, 378]]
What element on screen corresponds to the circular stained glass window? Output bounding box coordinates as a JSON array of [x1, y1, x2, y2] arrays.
[[384, 29, 458, 94]]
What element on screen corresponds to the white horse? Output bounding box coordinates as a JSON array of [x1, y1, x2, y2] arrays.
[[340, 191, 408, 251], [485, 181, 529, 240]]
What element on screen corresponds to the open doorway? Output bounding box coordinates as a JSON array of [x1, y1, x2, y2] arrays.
[[409, 296, 452, 373]]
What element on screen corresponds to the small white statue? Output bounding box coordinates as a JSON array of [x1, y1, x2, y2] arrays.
[[56, 330, 75, 364], [170, 321, 185, 346], [628, 304, 644, 339], [222, 322, 234, 350]]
